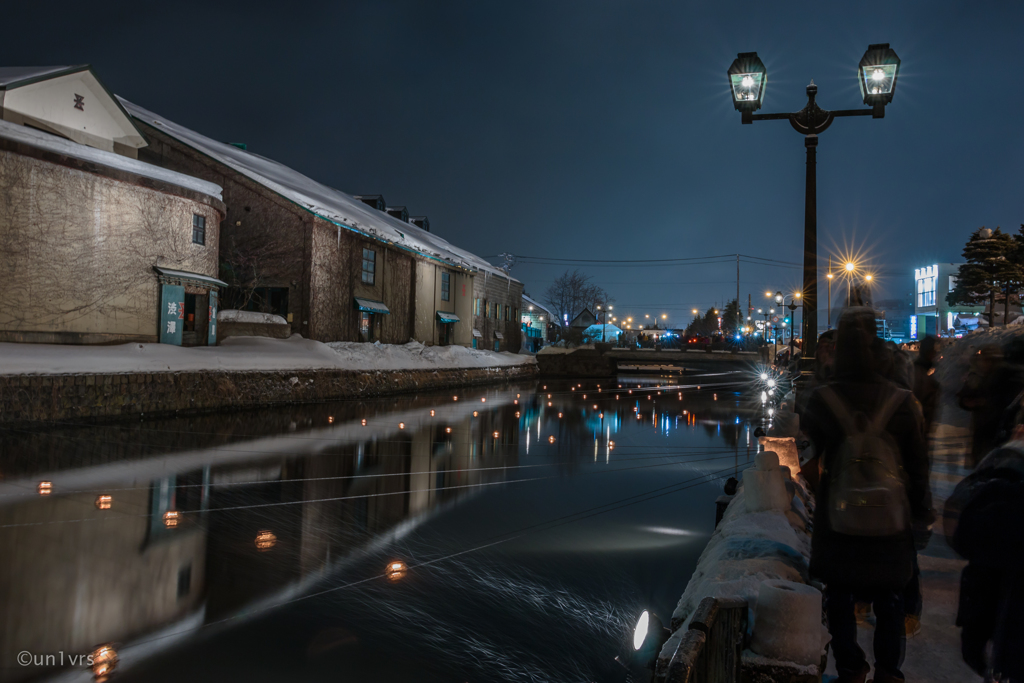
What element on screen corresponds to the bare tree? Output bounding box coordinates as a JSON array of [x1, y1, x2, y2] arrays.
[[220, 225, 300, 311], [543, 269, 611, 330]]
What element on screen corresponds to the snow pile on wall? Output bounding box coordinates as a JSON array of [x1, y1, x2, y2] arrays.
[[0, 336, 534, 375], [218, 309, 288, 326], [659, 468, 815, 671], [325, 340, 535, 370]]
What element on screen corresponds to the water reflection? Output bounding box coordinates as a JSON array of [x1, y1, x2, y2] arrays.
[[0, 373, 759, 682]]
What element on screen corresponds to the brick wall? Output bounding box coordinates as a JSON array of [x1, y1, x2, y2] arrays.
[[0, 141, 224, 344], [138, 125, 417, 345]]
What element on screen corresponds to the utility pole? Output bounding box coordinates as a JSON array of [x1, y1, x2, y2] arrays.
[[736, 254, 741, 335]]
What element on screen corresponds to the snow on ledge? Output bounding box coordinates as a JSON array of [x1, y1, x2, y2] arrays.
[[217, 309, 287, 325], [0, 337, 536, 375]]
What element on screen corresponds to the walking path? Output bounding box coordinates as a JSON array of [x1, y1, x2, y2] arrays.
[[824, 423, 979, 682]]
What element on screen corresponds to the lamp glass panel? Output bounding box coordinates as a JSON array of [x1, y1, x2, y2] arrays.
[[861, 63, 897, 95], [730, 72, 764, 103]]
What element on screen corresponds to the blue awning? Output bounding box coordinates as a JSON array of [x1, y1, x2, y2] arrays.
[[355, 298, 390, 314], [436, 311, 460, 323]]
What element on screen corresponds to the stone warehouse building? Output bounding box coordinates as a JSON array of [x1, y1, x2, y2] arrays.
[[123, 99, 519, 349], [473, 270, 523, 352], [0, 66, 226, 345]]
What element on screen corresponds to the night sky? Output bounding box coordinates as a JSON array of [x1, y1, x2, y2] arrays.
[[4, 2, 1022, 324]]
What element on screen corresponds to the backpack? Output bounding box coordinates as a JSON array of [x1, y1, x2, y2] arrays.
[[818, 386, 911, 537]]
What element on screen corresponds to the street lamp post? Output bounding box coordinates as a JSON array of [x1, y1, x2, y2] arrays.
[[773, 290, 802, 362], [728, 44, 900, 362], [827, 255, 833, 329]]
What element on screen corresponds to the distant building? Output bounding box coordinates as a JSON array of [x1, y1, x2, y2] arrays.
[[912, 263, 985, 338], [874, 295, 914, 341], [0, 65, 226, 346], [126, 100, 497, 347], [520, 294, 554, 352], [472, 270, 523, 352], [570, 308, 598, 329]]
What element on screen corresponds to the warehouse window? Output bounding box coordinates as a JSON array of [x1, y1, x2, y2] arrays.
[[441, 272, 450, 301], [362, 249, 375, 285], [192, 214, 205, 245]]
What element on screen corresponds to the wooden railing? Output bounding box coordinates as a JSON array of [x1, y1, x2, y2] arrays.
[[655, 597, 747, 683]]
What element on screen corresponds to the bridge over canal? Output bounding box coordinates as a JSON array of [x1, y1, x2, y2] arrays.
[[537, 347, 764, 381]]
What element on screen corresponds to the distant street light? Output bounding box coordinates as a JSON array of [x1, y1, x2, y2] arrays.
[[728, 44, 900, 361]]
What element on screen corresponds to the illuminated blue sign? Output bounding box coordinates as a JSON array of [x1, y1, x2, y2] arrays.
[[909, 315, 917, 340]]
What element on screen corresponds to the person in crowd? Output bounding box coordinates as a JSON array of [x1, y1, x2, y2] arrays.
[[802, 307, 933, 683], [957, 345, 1024, 469], [795, 329, 836, 493], [899, 334, 941, 639], [944, 408, 1024, 683], [912, 335, 941, 437]]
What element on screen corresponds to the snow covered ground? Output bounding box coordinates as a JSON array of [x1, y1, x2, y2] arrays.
[[0, 337, 534, 375]]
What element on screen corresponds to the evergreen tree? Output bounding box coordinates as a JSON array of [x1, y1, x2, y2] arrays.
[[685, 307, 719, 336], [722, 299, 742, 336], [947, 227, 1018, 326]]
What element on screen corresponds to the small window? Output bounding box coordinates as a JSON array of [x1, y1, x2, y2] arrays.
[[192, 214, 205, 245], [505, 305, 510, 321], [441, 272, 450, 302], [474, 298, 480, 316], [362, 248, 375, 285]]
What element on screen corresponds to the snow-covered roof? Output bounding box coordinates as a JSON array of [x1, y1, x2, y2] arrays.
[[522, 293, 554, 318], [0, 65, 84, 89], [119, 97, 519, 282], [0, 117, 223, 199]]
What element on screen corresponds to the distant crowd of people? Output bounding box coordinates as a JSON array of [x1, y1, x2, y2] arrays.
[[788, 307, 1023, 683]]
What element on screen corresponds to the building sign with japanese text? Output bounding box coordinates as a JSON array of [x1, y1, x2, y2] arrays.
[[160, 285, 185, 345]]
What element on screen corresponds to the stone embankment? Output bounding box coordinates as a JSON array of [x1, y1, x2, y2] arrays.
[[0, 364, 537, 425]]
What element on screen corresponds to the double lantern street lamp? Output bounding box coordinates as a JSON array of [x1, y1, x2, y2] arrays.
[[773, 290, 802, 358], [728, 44, 900, 360]]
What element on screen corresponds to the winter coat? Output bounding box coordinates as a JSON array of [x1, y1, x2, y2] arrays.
[[946, 443, 1024, 680], [803, 380, 933, 590]]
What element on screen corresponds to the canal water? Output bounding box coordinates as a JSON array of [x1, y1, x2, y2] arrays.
[[0, 371, 762, 683]]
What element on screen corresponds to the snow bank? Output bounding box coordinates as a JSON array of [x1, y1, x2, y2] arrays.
[[0, 337, 535, 375], [217, 309, 288, 325], [659, 467, 817, 675], [669, 488, 811, 630], [325, 340, 533, 370]]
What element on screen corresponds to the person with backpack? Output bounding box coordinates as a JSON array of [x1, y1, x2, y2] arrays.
[[802, 307, 933, 683]]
